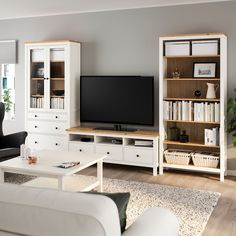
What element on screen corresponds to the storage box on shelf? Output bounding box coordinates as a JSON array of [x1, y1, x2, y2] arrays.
[[25, 41, 81, 150], [159, 33, 227, 181], [66, 126, 159, 176], [164, 149, 192, 165], [192, 152, 220, 168]]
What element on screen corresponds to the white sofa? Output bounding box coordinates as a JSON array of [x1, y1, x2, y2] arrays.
[[0, 184, 179, 236]]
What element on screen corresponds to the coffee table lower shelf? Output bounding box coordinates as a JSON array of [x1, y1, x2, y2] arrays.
[[23, 175, 99, 192]]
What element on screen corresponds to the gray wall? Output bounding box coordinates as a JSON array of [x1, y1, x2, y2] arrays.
[[1, 1, 236, 170]]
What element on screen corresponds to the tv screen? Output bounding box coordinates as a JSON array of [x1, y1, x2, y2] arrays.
[[80, 76, 154, 126]]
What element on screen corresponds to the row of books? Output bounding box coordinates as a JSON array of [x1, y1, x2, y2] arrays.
[[31, 97, 44, 108], [204, 127, 219, 146], [163, 101, 220, 122], [51, 98, 64, 109]]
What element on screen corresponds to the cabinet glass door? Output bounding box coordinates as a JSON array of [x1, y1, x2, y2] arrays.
[[30, 49, 45, 109], [49, 48, 65, 110]]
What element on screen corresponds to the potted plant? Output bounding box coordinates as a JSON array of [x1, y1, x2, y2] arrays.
[[2, 88, 13, 119], [227, 88, 236, 145]]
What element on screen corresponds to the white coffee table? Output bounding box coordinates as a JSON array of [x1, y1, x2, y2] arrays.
[[0, 150, 106, 192]]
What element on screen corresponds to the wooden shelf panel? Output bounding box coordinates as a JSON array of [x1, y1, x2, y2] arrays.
[[50, 78, 64, 81], [50, 95, 65, 98], [164, 55, 220, 59], [163, 163, 220, 173], [31, 95, 44, 97], [164, 98, 220, 102], [66, 126, 159, 137], [32, 78, 44, 80], [164, 78, 220, 81], [164, 140, 220, 148], [164, 120, 220, 125]]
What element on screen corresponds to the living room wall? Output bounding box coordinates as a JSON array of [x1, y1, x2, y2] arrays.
[[1, 1, 236, 170]]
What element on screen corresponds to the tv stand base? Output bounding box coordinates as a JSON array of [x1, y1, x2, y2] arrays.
[[67, 126, 159, 176], [94, 125, 137, 132]]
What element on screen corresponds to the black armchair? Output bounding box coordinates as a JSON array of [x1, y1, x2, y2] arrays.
[[0, 102, 27, 161]]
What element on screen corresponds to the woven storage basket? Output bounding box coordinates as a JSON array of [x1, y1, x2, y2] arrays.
[[164, 149, 192, 165], [192, 152, 219, 168]]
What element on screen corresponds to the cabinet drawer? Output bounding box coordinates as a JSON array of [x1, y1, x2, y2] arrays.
[[69, 142, 94, 154], [28, 112, 67, 121], [27, 134, 67, 151], [96, 145, 123, 161], [27, 121, 67, 135], [124, 148, 153, 164]]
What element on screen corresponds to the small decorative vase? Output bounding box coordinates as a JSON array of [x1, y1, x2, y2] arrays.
[[172, 67, 181, 79], [179, 130, 189, 143], [168, 124, 180, 141], [206, 83, 219, 99]]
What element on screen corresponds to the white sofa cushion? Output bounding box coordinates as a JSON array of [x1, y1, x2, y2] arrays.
[[0, 184, 121, 236]]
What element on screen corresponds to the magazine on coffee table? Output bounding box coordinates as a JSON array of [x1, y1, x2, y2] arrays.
[[56, 161, 80, 169]]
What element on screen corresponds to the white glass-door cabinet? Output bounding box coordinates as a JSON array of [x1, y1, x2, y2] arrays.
[[25, 41, 81, 150]]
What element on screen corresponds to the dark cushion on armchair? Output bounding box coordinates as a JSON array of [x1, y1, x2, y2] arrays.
[[0, 148, 20, 161], [0, 102, 27, 162], [0, 132, 28, 149]]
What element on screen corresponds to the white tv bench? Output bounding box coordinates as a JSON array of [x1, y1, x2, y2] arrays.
[[66, 127, 159, 176]]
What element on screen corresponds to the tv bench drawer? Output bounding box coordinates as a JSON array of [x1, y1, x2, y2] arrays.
[[96, 145, 123, 161], [69, 142, 94, 154], [124, 147, 153, 165]]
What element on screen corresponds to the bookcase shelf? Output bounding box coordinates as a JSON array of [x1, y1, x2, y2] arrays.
[[164, 98, 220, 102], [164, 78, 220, 81], [163, 163, 221, 173], [164, 55, 221, 59], [163, 140, 220, 148], [164, 120, 220, 125], [159, 33, 227, 181]]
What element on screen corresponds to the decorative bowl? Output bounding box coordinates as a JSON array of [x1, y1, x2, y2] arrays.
[[52, 89, 64, 96]]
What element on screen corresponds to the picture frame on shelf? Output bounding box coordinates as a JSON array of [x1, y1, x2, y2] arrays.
[[193, 62, 217, 78]]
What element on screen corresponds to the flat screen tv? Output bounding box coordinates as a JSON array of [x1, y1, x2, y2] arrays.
[[80, 76, 154, 126]]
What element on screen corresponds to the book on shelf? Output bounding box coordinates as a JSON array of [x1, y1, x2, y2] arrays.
[[177, 101, 181, 120], [31, 97, 44, 108], [173, 102, 177, 120], [51, 97, 64, 109], [204, 127, 219, 146], [163, 100, 220, 123]]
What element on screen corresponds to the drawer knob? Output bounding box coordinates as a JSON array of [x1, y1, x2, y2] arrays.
[[55, 127, 58, 130], [79, 149, 82, 152], [107, 152, 110, 155], [136, 154, 140, 157], [55, 116, 58, 119], [34, 115, 38, 118], [34, 141, 38, 144], [55, 143, 58, 146], [35, 126, 38, 128]]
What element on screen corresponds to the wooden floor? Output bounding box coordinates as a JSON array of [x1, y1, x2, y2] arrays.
[[81, 164, 236, 236]]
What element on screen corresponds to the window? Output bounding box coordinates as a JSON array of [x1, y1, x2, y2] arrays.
[[0, 64, 15, 120]]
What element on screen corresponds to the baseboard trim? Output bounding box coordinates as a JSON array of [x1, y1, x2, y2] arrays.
[[227, 170, 236, 176]]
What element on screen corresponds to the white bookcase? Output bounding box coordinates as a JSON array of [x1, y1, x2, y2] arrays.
[[66, 127, 159, 176], [159, 33, 227, 181], [25, 40, 81, 150]]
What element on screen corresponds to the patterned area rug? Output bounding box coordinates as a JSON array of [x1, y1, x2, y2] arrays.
[[5, 173, 220, 236]]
